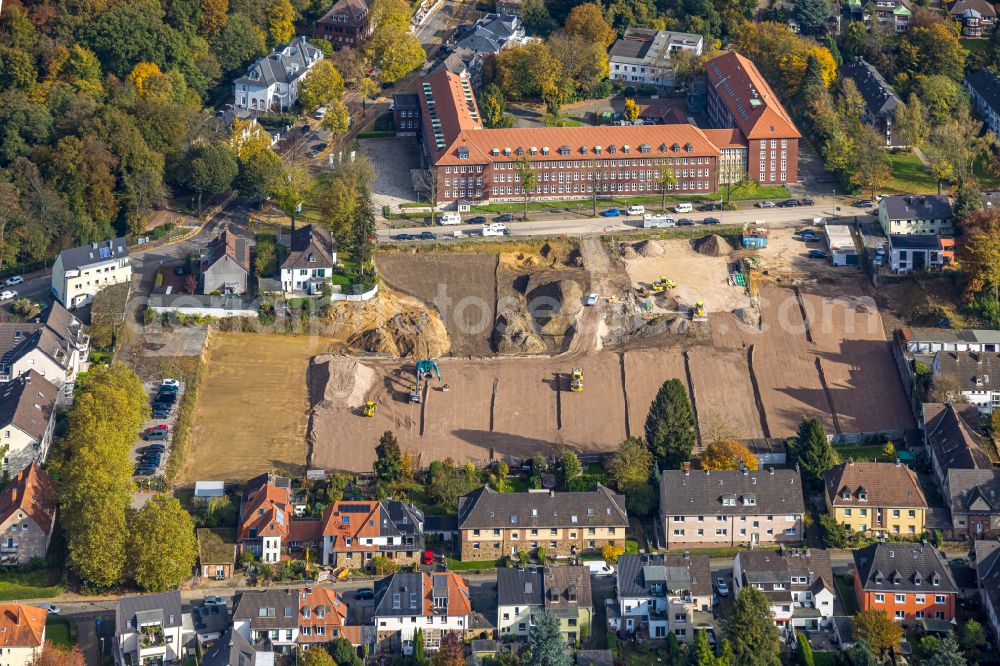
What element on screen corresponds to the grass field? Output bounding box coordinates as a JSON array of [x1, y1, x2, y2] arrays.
[[45, 618, 73, 647], [181, 332, 336, 483], [0, 568, 63, 601], [887, 151, 938, 194], [470, 186, 790, 213], [832, 444, 891, 462]]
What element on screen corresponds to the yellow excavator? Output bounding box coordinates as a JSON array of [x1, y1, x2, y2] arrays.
[[692, 300, 706, 319], [363, 401, 376, 417], [570, 368, 584, 392], [651, 276, 677, 292]]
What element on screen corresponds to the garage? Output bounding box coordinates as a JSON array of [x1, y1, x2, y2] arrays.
[[825, 225, 859, 266]]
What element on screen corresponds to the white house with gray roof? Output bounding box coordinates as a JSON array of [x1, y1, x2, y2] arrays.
[[233, 37, 324, 113], [0, 370, 58, 474], [115, 591, 193, 666], [609, 28, 704, 90], [732, 549, 836, 636], [0, 302, 90, 396], [612, 553, 713, 643], [878, 195, 954, 236], [51, 237, 131, 308]]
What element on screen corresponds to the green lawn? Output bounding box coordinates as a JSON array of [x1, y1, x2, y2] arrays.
[[813, 652, 840, 666], [832, 444, 890, 462], [666, 545, 780, 558], [835, 574, 859, 615], [446, 557, 502, 570], [470, 186, 789, 214], [45, 618, 73, 647], [887, 151, 938, 194], [0, 568, 63, 601]]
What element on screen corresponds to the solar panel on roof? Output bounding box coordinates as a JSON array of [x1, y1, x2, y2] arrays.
[[340, 504, 371, 513]]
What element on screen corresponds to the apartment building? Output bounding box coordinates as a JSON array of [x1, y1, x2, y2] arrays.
[[115, 592, 192, 666], [608, 28, 704, 89], [232, 589, 300, 652], [975, 541, 1000, 645], [705, 51, 801, 185], [878, 195, 954, 236], [732, 549, 836, 637], [496, 566, 593, 645], [51, 238, 131, 309], [456, 486, 628, 561], [232, 37, 323, 112], [932, 350, 1000, 412], [0, 371, 58, 474], [611, 553, 713, 643], [824, 461, 927, 537], [0, 302, 90, 395], [840, 58, 905, 147], [659, 467, 805, 548], [372, 572, 471, 655], [923, 402, 990, 490], [315, 0, 373, 47], [966, 69, 1000, 135], [853, 543, 957, 625]]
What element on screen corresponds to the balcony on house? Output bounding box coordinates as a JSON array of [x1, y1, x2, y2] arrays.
[[139, 624, 165, 650]]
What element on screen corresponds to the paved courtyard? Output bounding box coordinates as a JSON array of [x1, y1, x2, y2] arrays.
[[360, 137, 421, 219]]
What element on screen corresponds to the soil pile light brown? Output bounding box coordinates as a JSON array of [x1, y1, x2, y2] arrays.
[[635, 240, 665, 258], [694, 235, 731, 257], [325, 287, 451, 358], [494, 301, 547, 354], [309, 355, 375, 409], [620, 243, 639, 260]]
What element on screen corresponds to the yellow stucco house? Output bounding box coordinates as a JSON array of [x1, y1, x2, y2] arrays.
[[824, 461, 927, 537]]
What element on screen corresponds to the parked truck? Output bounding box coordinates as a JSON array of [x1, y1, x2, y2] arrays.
[[482, 223, 509, 236], [643, 214, 674, 228], [439, 212, 461, 225]]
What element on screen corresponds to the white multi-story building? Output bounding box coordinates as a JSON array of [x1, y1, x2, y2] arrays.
[[732, 549, 836, 639], [932, 350, 1000, 413], [115, 592, 192, 666], [233, 37, 323, 113], [232, 589, 300, 652], [51, 237, 131, 308], [0, 302, 90, 397], [373, 572, 471, 655], [609, 29, 703, 89]]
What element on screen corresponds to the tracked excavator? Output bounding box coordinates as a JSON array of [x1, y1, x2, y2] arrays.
[[409, 359, 442, 403]]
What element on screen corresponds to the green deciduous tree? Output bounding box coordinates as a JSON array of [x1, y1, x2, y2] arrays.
[[849, 124, 892, 202], [852, 609, 903, 656], [235, 141, 285, 204], [299, 60, 345, 113], [557, 448, 582, 488], [898, 22, 966, 80], [129, 495, 198, 591], [958, 209, 1000, 305], [896, 93, 930, 148], [645, 379, 696, 470], [302, 647, 336, 666], [183, 141, 238, 213], [609, 436, 653, 487], [526, 612, 571, 666], [959, 618, 986, 651], [622, 480, 657, 516], [374, 430, 403, 484], [722, 587, 781, 666], [514, 155, 537, 221], [213, 13, 267, 72], [367, 24, 425, 83], [790, 418, 836, 493]]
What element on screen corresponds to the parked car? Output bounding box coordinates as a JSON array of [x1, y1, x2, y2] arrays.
[[157, 391, 178, 405], [141, 444, 166, 454], [467, 216, 486, 224], [146, 425, 169, 433], [496, 214, 514, 223], [135, 466, 158, 476], [159, 384, 179, 394], [393, 233, 415, 241], [799, 231, 819, 242], [600, 208, 621, 217], [143, 429, 169, 441], [152, 408, 170, 419], [676, 219, 695, 226], [38, 604, 60, 614], [419, 231, 437, 240], [703, 217, 721, 225], [0, 290, 17, 301], [697, 203, 719, 212], [778, 199, 799, 207], [313, 106, 327, 120], [854, 199, 874, 208], [716, 577, 730, 596], [204, 596, 225, 606], [756, 201, 776, 208], [355, 588, 375, 600], [808, 249, 828, 259], [584, 561, 615, 577], [800, 198, 815, 206], [4, 276, 23, 287], [585, 293, 599, 306], [422, 550, 435, 565]]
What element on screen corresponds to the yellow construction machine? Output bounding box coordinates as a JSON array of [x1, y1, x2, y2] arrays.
[[691, 300, 706, 319], [570, 368, 584, 392], [363, 401, 376, 417], [650, 276, 677, 292]]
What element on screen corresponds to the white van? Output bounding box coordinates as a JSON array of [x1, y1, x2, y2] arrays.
[[643, 214, 674, 228], [584, 561, 615, 577], [439, 212, 461, 225], [626, 205, 645, 216], [674, 202, 693, 213], [482, 223, 509, 236]]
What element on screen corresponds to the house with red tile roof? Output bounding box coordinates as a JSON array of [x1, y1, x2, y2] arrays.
[[0, 604, 46, 666], [238, 473, 293, 564], [298, 586, 350, 645], [320, 499, 425, 571], [372, 571, 471, 655], [0, 463, 57, 565]]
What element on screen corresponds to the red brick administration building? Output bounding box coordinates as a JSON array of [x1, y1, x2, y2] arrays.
[[400, 53, 799, 207]]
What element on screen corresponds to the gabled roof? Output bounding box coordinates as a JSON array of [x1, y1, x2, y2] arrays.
[[497, 567, 544, 607], [966, 70, 1000, 115], [0, 463, 56, 535], [238, 473, 291, 542], [0, 370, 58, 442], [736, 549, 834, 603], [975, 540, 1000, 616], [948, 469, 1000, 514], [202, 628, 271, 666], [232, 589, 300, 629], [659, 469, 805, 515], [616, 553, 712, 598], [317, 0, 371, 27], [949, 0, 997, 18], [889, 234, 945, 250], [934, 350, 1000, 392], [854, 543, 957, 594], [0, 302, 87, 376], [115, 592, 184, 637], [455, 13, 522, 55], [234, 37, 322, 88], [824, 462, 926, 508], [203, 230, 250, 274], [373, 571, 471, 618], [880, 195, 953, 221], [281, 225, 336, 270], [704, 51, 801, 140], [298, 587, 348, 643], [924, 403, 991, 472], [543, 566, 593, 613], [0, 604, 46, 648], [456, 486, 628, 530], [840, 58, 903, 118], [56, 237, 128, 272], [320, 499, 423, 550]]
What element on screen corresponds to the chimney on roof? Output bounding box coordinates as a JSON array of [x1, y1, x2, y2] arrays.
[[768, 467, 774, 475], [682, 462, 691, 475], [896, 459, 901, 467]]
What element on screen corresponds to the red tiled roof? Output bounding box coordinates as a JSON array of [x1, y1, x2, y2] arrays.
[[420, 70, 483, 159], [422, 572, 472, 617], [0, 604, 46, 648], [702, 128, 749, 149], [299, 587, 348, 642], [239, 478, 291, 542], [321, 501, 381, 551], [705, 51, 801, 141], [0, 463, 56, 536], [289, 519, 322, 543]]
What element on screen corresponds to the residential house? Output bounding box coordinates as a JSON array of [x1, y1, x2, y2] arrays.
[[608, 29, 704, 90], [202, 628, 271, 666], [115, 592, 192, 666], [233, 37, 323, 112], [0, 463, 57, 565], [0, 302, 90, 395], [372, 571, 471, 655], [878, 195, 954, 236], [452, 14, 525, 86], [732, 549, 836, 638], [853, 542, 958, 625], [840, 58, 905, 147], [0, 604, 46, 666], [496, 566, 593, 645], [922, 402, 991, 489], [824, 461, 927, 537], [901, 327, 1000, 354], [949, 0, 997, 37], [280, 225, 336, 295], [887, 234, 954, 273], [315, 0, 373, 47], [974, 540, 1000, 645], [456, 486, 628, 561], [862, 0, 915, 32], [237, 473, 292, 564], [965, 69, 1000, 136], [197, 527, 236, 580], [320, 499, 425, 570], [432, 46, 476, 80], [192, 601, 230, 644], [659, 467, 805, 548], [201, 230, 250, 295], [0, 371, 58, 474], [233, 589, 300, 653], [946, 471, 1000, 539], [932, 350, 1000, 413], [705, 51, 801, 184], [298, 586, 351, 646], [612, 553, 713, 643], [51, 237, 131, 308]]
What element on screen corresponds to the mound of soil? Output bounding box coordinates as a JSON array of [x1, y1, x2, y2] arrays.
[[635, 240, 665, 257], [620, 243, 639, 260], [308, 355, 374, 409], [325, 287, 451, 358], [493, 303, 547, 354], [527, 278, 584, 317], [694, 234, 732, 257]]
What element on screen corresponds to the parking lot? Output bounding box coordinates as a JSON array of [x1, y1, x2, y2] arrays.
[[131, 378, 184, 480]]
